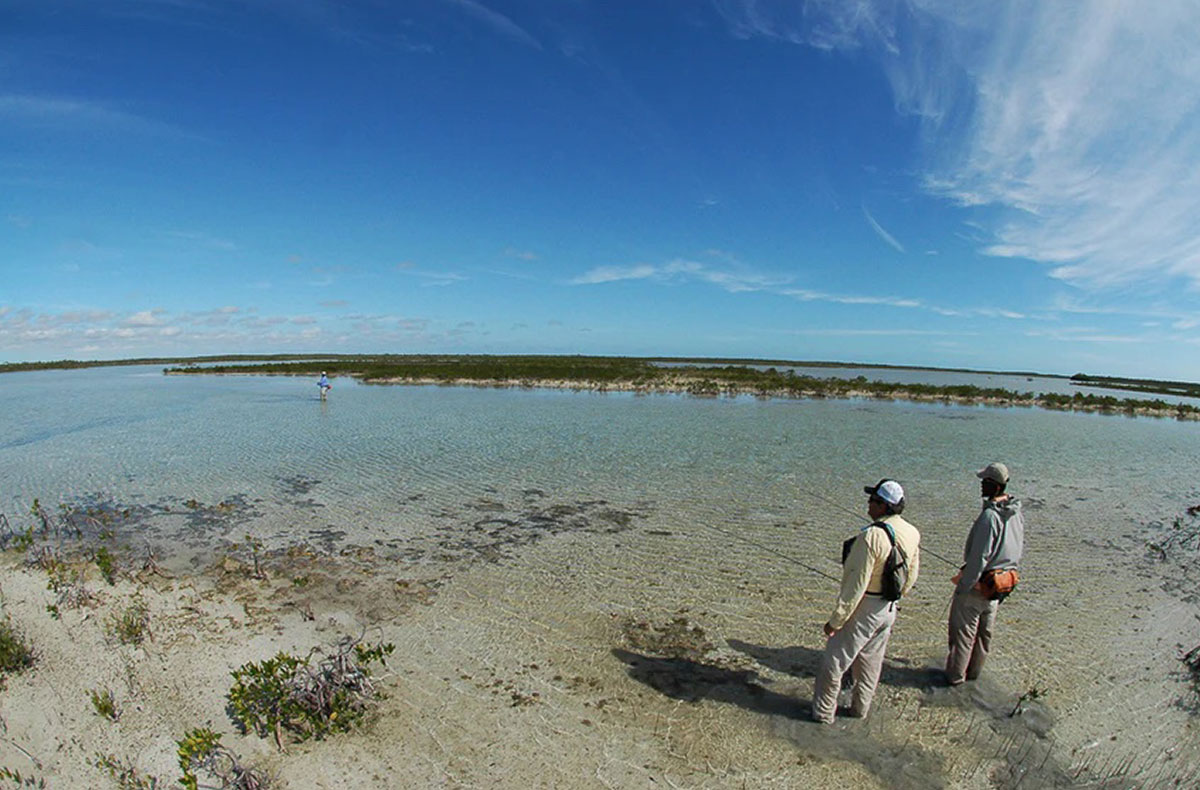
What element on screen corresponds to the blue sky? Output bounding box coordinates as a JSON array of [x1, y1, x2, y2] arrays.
[[3, 1, 1200, 379]]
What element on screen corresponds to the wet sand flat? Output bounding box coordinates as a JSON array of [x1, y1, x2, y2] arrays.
[[1, 482, 1197, 789]]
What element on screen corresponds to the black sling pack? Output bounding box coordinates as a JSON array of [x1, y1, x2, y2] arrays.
[[841, 521, 910, 602]]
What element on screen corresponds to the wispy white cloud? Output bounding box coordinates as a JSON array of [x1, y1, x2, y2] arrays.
[[0, 303, 369, 358], [716, 1, 1200, 292], [929, 306, 1025, 319], [571, 264, 658, 285], [480, 266, 540, 282], [0, 94, 197, 139], [1048, 294, 1198, 327], [167, 230, 237, 251], [780, 327, 967, 337], [572, 256, 1035, 319], [570, 259, 785, 292], [57, 239, 123, 262], [443, 0, 542, 49], [780, 287, 921, 309], [394, 263, 468, 287], [862, 204, 905, 253], [123, 309, 165, 327], [503, 247, 538, 261], [182, 307, 239, 327], [713, 0, 899, 53], [1023, 327, 1145, 344], [305, 264, 352, 288]]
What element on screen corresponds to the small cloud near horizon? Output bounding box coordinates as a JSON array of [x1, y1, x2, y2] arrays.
[[503, 247, 538, 261]]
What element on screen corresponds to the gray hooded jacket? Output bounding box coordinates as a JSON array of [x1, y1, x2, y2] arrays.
[[957, 497, 1024, 595]]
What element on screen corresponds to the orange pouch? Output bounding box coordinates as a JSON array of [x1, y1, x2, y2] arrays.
[[981, 569, 1018, 600]]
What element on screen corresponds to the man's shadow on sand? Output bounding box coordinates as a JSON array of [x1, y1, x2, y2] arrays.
[[610, 640, 944, 721], [611, 644, 953, 790], [726, 639, 946, 690], [610, 648, 809, 719]]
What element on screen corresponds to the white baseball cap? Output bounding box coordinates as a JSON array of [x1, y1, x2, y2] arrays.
[[863, 479, 905, 505]]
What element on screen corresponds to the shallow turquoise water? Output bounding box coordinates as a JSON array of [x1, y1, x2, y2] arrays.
[[1, 365, 1197, 562]]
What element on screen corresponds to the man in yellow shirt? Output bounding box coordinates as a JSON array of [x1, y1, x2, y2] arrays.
[[812, 479, 921, 724]]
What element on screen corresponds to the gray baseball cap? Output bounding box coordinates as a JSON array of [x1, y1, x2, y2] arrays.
[[976, 462, 1010, 484]]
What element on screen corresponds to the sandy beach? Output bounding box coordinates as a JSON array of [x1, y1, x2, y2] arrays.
[[1, 485, 1197, 789]]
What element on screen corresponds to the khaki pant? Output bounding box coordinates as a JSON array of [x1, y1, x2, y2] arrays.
[[945, 587, 998, 684], [812, 596, 897, 724]]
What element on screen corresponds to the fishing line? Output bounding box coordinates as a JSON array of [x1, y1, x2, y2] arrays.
[[789, 479, 960, 569], [697, 520, 840, 582]]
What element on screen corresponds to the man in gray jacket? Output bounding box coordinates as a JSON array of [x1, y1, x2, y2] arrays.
[[945, 462, 1025, 686]]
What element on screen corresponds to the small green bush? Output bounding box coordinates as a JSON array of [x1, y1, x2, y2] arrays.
[[228, 636, 393, 748], [90, 687, 119, 721], [40, 552, 75, 594], [95, 547, 118, 585], [0, 766, 45, 787], [176, 727, 268, 790], [93, 752, 160, 790], [2, 520, 35, 552], [107, 597, 150, 645], [0, 620, 34, 676]]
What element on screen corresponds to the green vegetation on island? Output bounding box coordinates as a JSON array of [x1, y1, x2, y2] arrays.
[[1071, 373, 1200, 399], [160, 354, 1200, 420], [1, 353, 1060, 378], [0, 354, 345, 375]]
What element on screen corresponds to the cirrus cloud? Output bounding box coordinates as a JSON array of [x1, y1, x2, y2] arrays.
[[715, 0, 1200, 292]]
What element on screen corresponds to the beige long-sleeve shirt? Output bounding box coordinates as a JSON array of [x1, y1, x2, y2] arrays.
[[828, 514, 921, 630]]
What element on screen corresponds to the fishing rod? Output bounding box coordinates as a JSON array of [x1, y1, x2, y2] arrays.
[[790, 479, 960, 569], [698, 520, 840, 582]]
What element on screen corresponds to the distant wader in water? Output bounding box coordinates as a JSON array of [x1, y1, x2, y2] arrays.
[[317, 371, 331, 401]]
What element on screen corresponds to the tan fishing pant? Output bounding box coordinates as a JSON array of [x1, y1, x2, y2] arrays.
[[945, 587, 998, 684], [812, 596, 897, 724]]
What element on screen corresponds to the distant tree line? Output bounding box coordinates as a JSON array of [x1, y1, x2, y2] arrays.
[[1071, 373, 1200, 399]]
